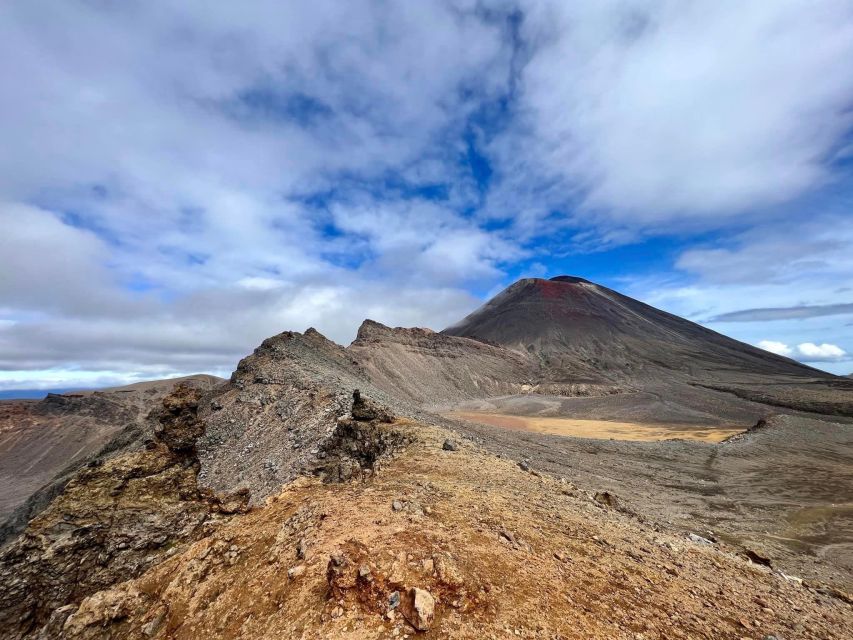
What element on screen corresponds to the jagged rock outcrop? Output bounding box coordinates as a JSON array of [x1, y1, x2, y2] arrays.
[[195, 329, 400, 504], [0, 374, 224, 542], [152, 383, 206, 451], [0, 384, 243, 640], [350, 389, 394, 423]]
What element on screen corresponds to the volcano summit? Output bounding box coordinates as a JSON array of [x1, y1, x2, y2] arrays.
[[444, 276, 827, 383]]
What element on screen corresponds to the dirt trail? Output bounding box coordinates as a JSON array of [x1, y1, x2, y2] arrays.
[[60, 420, 851, 639]]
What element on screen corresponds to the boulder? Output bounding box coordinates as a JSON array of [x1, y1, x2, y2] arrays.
[[687, 533, 713, 545], [400, 587, 435, 631]]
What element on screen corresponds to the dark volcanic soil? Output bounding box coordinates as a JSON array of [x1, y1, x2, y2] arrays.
[[442, 276, 833, 386]]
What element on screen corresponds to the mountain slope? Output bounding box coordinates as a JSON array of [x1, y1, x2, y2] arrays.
[[348, 320, 539, 406], [442, 276, 832, 385], [1, 286, 852, 639]]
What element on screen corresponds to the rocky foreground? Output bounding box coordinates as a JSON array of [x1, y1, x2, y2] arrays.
[[2, 387, 850, 639]]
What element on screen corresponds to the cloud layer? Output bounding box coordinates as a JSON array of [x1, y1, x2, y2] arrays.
[[711, 303, 853, 323], [491, 0, 853, 232]]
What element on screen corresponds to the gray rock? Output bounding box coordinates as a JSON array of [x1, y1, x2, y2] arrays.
[[37, 604, 77, 640], [442, 439, 459, 451], [141, 607, 167, 638], [687, 533, 714, 545]]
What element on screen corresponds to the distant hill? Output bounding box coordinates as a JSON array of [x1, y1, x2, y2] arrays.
[[0, 375, 226, 400]]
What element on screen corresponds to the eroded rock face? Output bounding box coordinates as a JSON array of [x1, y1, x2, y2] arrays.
[[351, 389, 394, 423], [318, 390, 406, 483], [196, 329, 395, 502], [0, 385, 237, 640], [152, 383, 204, 452]]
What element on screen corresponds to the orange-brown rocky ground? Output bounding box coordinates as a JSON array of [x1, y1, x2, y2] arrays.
[[58, 420, 851, 640]]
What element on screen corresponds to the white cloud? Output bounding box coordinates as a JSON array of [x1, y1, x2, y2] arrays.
[[0, 277, 482, 375], [0, 202, 137, 317], [674, 218, 853, 286], [237, 277, 286, 291], [489, 0, 853, 231], [757, 340, 792, 357], [796, 342, 847, 361], [626, 210, 853, 375], [0, 369, 152, 392], [757, 340, 847, 362], [330, 198, 525, 286], [0, 2, 518, 383]]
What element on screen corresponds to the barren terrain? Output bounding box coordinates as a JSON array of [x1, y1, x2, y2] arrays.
[[1, 276, 851, 639], [24, 415, 853, 639], [0, 375, 223, 541], [445, 411, 745, 442]]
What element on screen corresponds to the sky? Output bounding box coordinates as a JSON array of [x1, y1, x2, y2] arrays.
[[1, 0, 853, 392]]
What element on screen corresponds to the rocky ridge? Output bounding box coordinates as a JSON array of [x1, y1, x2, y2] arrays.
[[195, 329, 409, 504], [0, 384, 248, 639], [0, 375, 224, 544], [1, 276, 851, 638], [351, 320, 628, 406]]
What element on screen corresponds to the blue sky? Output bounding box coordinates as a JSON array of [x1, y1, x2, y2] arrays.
[[1, 0, 852, 391]]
